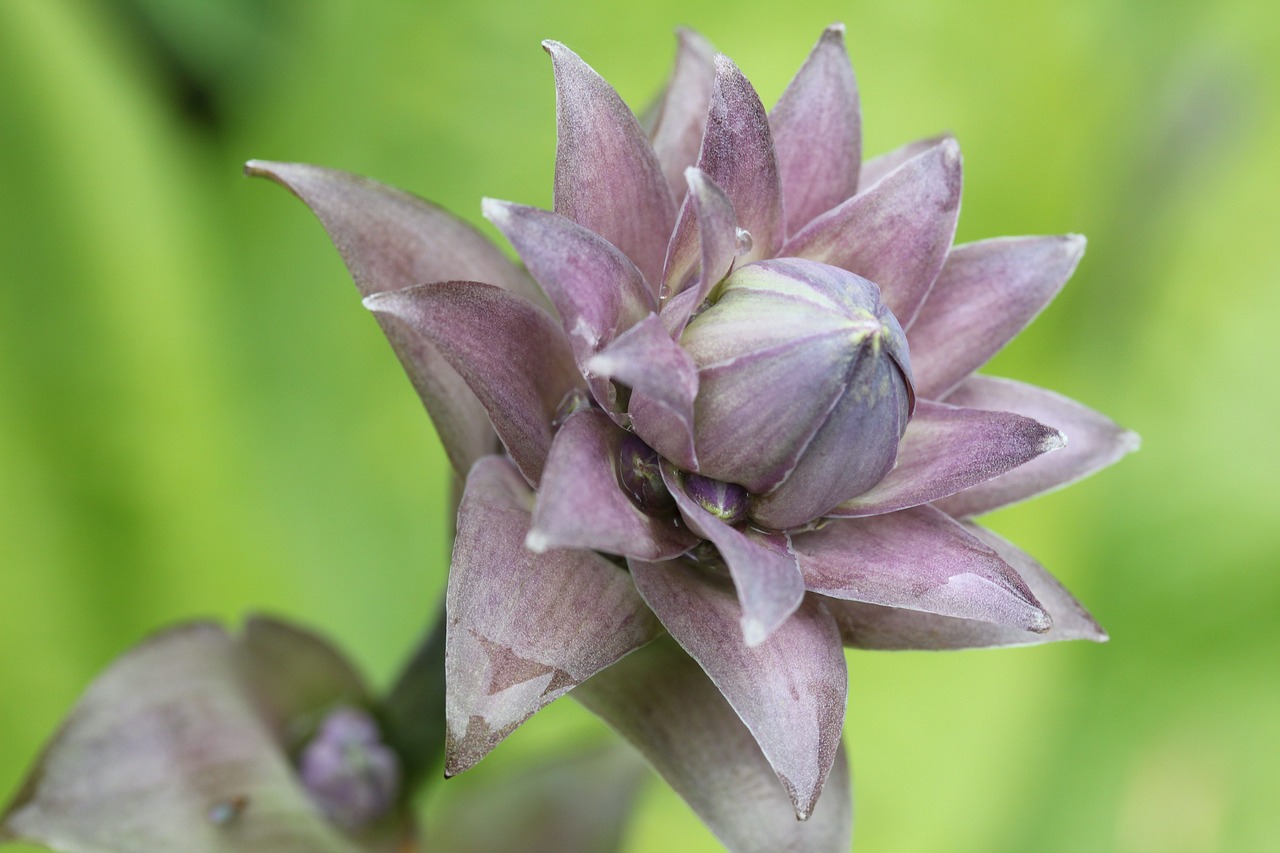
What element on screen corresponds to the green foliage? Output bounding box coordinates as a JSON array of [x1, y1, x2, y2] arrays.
[[1, 1, 1277, 850]]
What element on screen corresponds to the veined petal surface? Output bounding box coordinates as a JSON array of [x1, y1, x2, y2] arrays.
[[445, 457, 662, 776], [935, 376, 1140, 517], [574, 638, 853, 853], [650, 28, 717, 204], [830, 400, 1064, 517], [830, 525, 1108, 649], [908, 235, 1087, 399], [769, 24, 861, 236], [663, 464, 806, 645], [527, 410, 697, 559], [789, 506, 1048, 630], [630, 559, 846, 819], [782, 138, 962, 325], [546, 41, 675, 289], [245, 161, 542, 477], [364, 282, 585, 485], [857, 135, 950, 192]]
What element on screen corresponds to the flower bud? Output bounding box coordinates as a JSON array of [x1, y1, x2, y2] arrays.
[[679, 258, 914, 529], [617, 433, 675, 514], [683, 472, 750, 525], [298, 707, 400, 830]]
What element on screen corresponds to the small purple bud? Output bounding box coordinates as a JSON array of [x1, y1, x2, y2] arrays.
[[617, 433, 674, 514], [298, 707, 400, 830], [684, 472, 749, 525]]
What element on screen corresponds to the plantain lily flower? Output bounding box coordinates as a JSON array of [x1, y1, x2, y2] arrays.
[[246, 23, 1137, 851]]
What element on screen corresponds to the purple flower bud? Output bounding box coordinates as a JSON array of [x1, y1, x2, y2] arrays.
[[617, 433, 675, 514], [681, 258, 915, 529], [298, 707, 400, 830], [683, 472, 750, 526]]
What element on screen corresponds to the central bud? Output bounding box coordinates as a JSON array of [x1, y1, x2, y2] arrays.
[[679, 258, 915, 529]]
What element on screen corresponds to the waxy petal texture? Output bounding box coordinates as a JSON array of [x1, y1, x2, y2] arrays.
[[783, 138, 962, 325], [588, 313, 701, 469], [546, 41, 675, 289], [665, 54, 784, 292], [630, 560, 846, 819], [245, 161, 541, 477], [908, 235, 1087, 399], [830, 525, 1108, 649], [650, 28, 717, 204], [663, 464, 806, 645], [527, 410, 698, 559], [1, 622, 383, 853], [769, 24, 861, 235], [364, 283, 585, 485], [831, 400, 1065, 517], [574, 638, 853, 853], [936, 376, 1141, 517], [484, 200, 655, 358], [789, 506, 1048, 630], [445, 457, 662, 776]]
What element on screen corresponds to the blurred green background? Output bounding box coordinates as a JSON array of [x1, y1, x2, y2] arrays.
[[2, 0, 1277, 851]]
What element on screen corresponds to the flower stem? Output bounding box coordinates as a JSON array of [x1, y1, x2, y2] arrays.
[[379, 600, 447, 797]]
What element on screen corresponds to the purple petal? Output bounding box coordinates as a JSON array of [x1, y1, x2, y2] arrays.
[[769, 24, 861, 235], [445, 457, 663, 775], [908, 236, 1087, 399], [935, 376, 1141, 517], [830, 524, 1108, 649], [661, 169, 740, 332], [630, 559, 846, 818], [587, 313, 701, 468], [364, 282, 585, 485], [527, 409, 698, 559], [782, 138, 962, 326], [664, 54, 784, 294], [484, 199, 656, 393], [574, 638, 853, 851], [789, 505, 1048, 630], [245, 160, 542, 477], [857, 135, 951, 192], [650, 28, 717, 204], [1, 622, 383, 852], [545, 41, 675, 290], [662, 463, 806, 645], [830, 400, 1065, 517]]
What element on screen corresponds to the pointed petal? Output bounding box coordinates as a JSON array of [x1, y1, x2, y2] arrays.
[[545, 41, 675, 289], [630, 559, 846, 818], [527, 409, 697, 559], [664, 54, 784, 294], [587, 313, 700, 468], [936, 376, 1141, 517], [831, 400, 1065, 517], [662, 463, 806, 645], [484, 200, 655, 414], [661, 169, 740, 332], [783, 138, 962, 325], [831, 525, 1107, 649], [245, 160, 542, 477], [445, 457, 662, 775], [650, 28, 717, 204], [770, 24, 861, 235], [908, 236, 1087, 399], [2, 623, 367, 852], [365, 283, 585, 485], [857, 134, 950, 192], [574, 638, 853, 853], [789, 506, 1048, 630]]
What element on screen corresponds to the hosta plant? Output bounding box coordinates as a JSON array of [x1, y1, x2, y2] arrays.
[[3, 22, 1137, 853]]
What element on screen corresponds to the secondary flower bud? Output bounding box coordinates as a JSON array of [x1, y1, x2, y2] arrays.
[[617, 433, 675, 514], [684, 472, 751, 525], [298, 707, 400, 830], [680, 257, 915, 529]]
